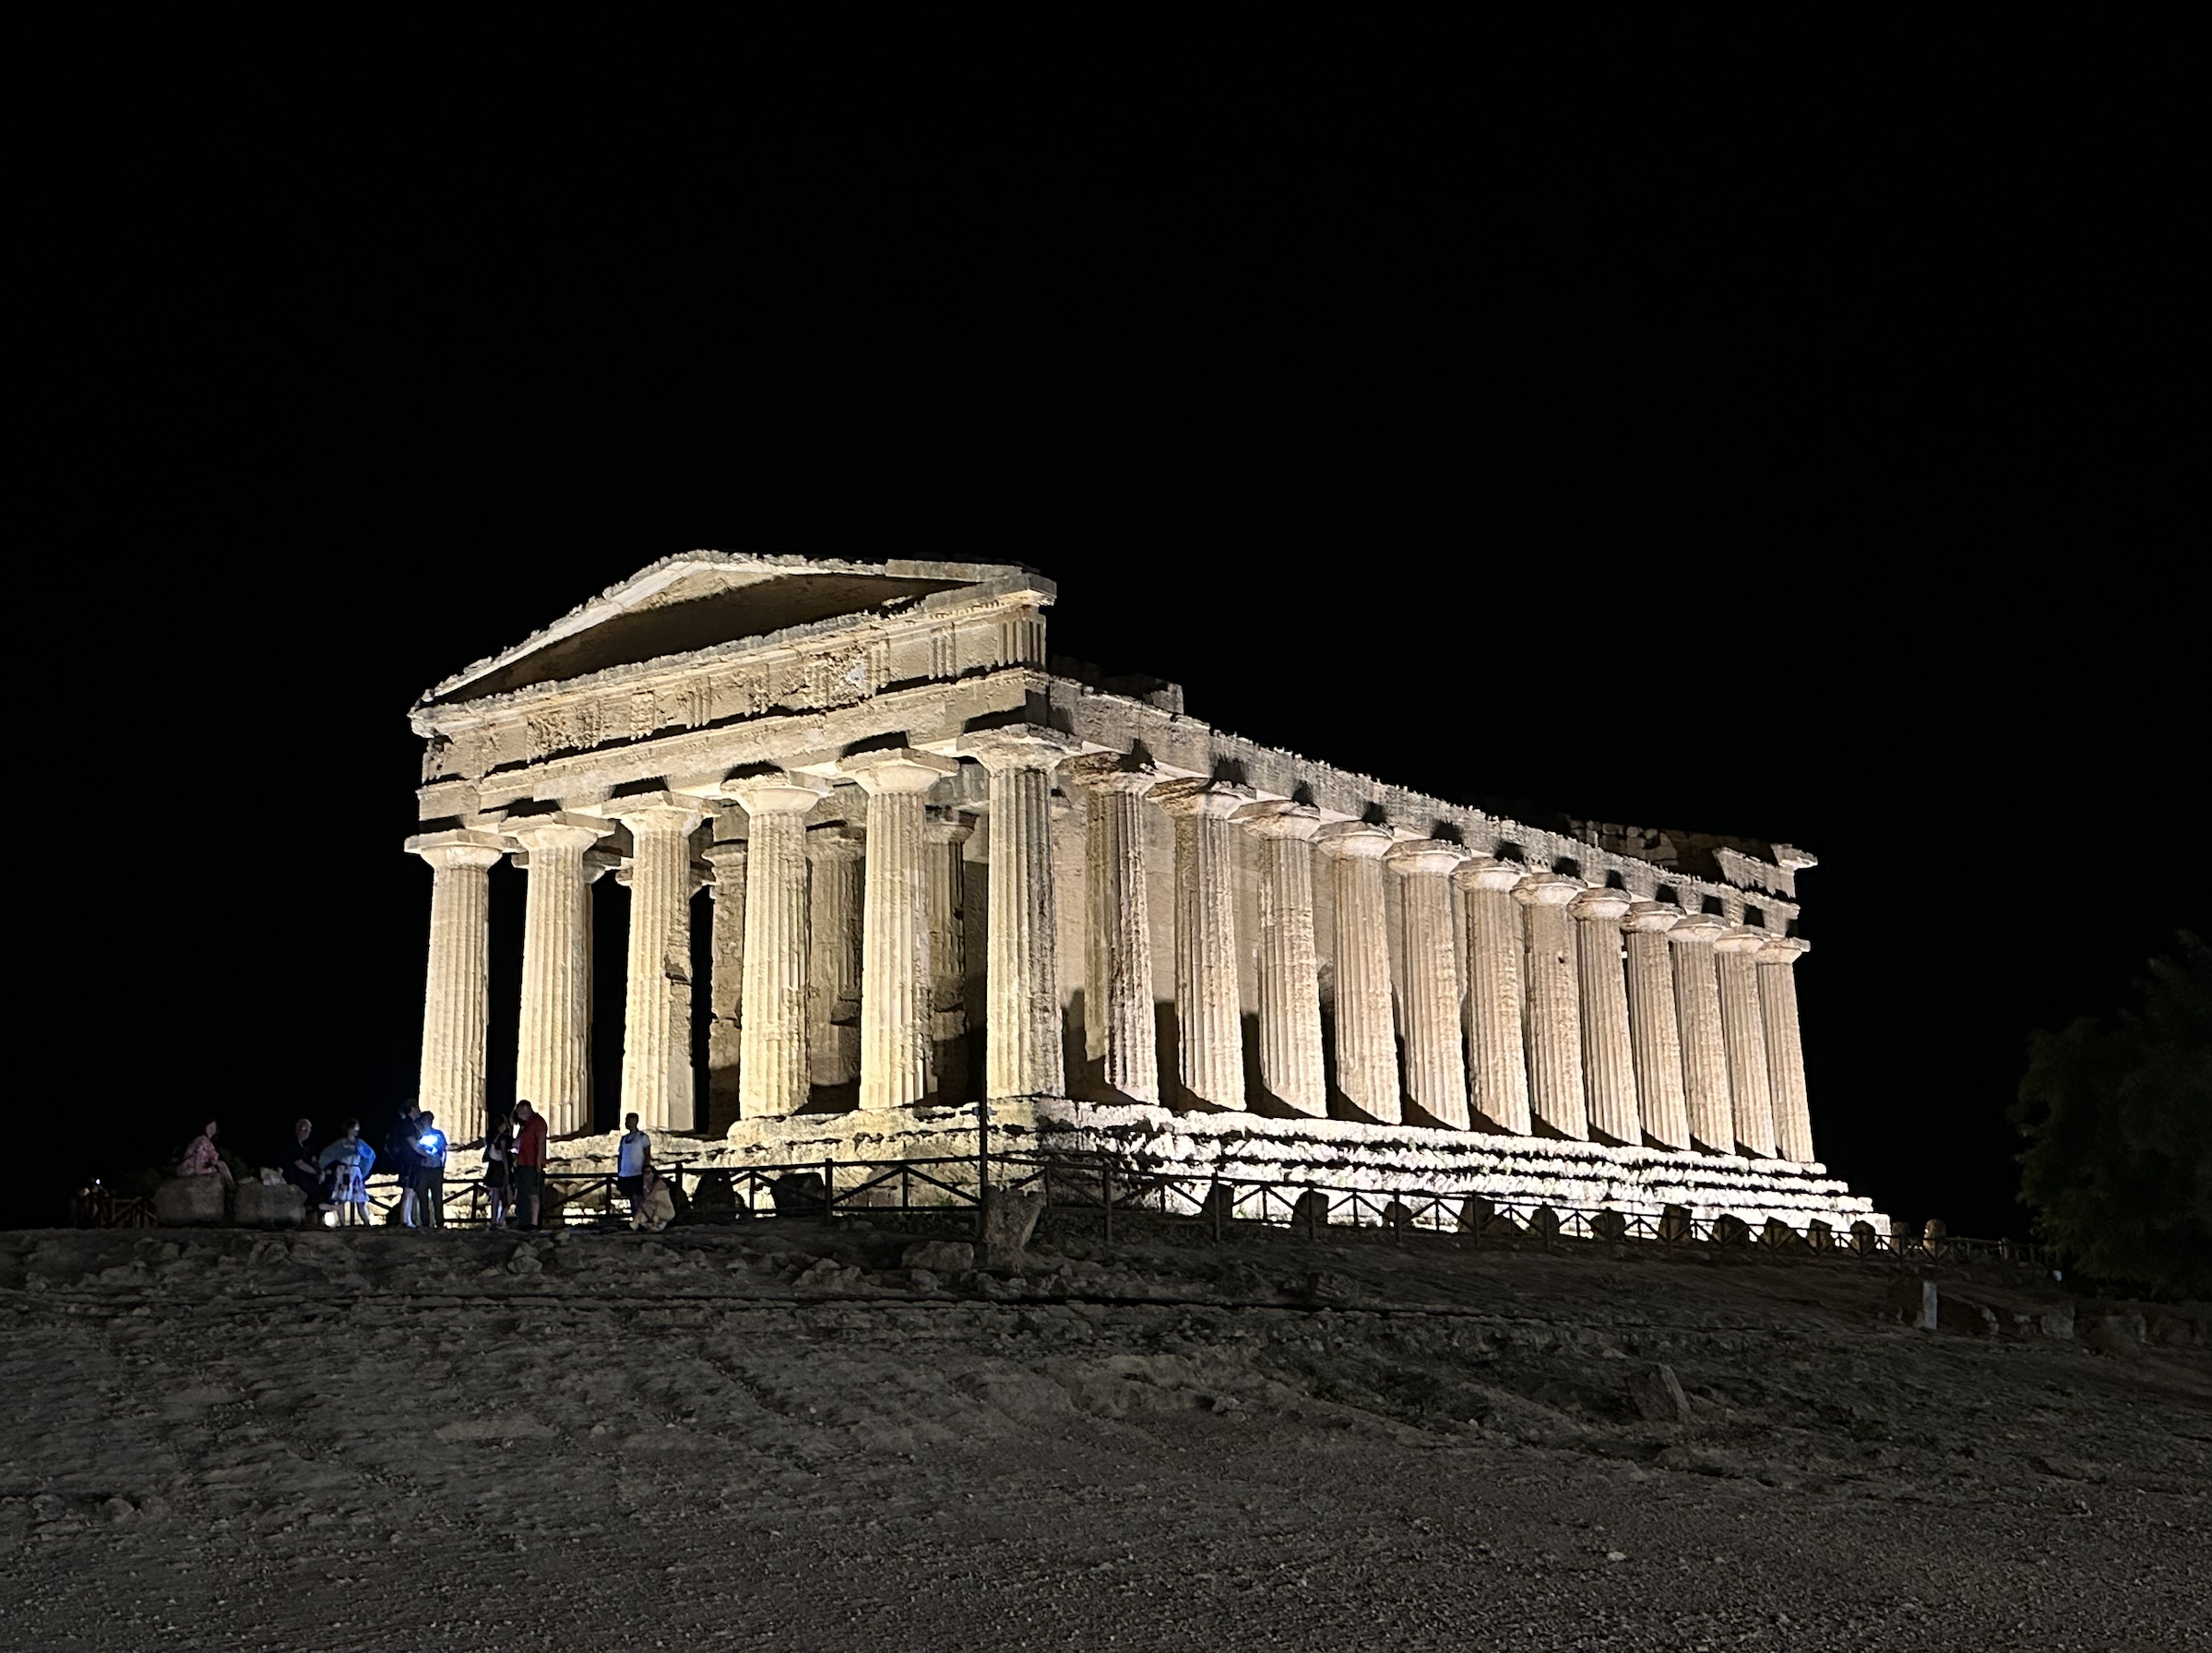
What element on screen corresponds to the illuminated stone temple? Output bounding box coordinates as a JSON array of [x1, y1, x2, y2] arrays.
[[406, 555, 1879, 1230]]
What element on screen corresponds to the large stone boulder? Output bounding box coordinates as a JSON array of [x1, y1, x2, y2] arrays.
[[1626, 1362, 1692, 1427], [233, 1180, 305, 1228], [771, 1171, 827, 1217], [981, 1188, 1045, 1269], [153, 1176, 226, 1226], [901, 1240, 975, 1274]]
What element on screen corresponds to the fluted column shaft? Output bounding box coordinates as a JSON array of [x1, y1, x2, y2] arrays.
[[1389, 840, 1469, 1130], [730, 774, 828, 1120], [511, 819, 608, 1138], [1238, 803, 1326, 1118], [1074, 761, 1160, 1104], [1570, 887, 1638, 1146], [1157, 782, 1250, 1111], [1716, 928, 1778, 1157], [1623, 902, 1690, 1149], [1758, 937, 1815, 1163], [409, 832, 505, 1146], [1668, 913, 1733, 1152], [958, 729, 1081, 1099], [805, 831, 865, 1087], [1317, 822, 1398, 1123], [703, 839, 746, 1134], [1516, 873, 1588, 1140], [611, 796, 706, 1133], [1457, 858, 1531, 1136], [846, 750, 957, 1112], [923, 816, 971, 1093]]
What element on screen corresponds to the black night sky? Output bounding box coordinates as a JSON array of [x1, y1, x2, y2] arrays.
[[33, 111, 2197, 1241]]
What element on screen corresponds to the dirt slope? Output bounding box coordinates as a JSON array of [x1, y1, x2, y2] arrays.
[[3, 1219, 2206, 1652]]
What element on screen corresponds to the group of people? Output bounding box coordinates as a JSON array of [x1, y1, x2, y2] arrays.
[[183, 1102, 673, 1232]]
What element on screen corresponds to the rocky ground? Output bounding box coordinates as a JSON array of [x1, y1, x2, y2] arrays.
[[2, 1214, 2206, 1652]]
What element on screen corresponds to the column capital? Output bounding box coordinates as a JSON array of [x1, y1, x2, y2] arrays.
[[1314, 821, 1395, 860], [1667, 911, 1729, 945], [1756, 935, 1811, 965], [1623, 899, 1683, 934], [601, 791, 708, 836], [1567, 887, 1633, 922], [1385, 838, 1469, 876], [838, 747, 959, 796], [504, 813, 614, 855], [721, 770, 832, 816], [1152, 778, 1255, 818], [1452, 854, 1527, 893], [1512, 870, 1585, 908], [949, 724, 1084, 773], [1064, 753, 1160, 796], [1714, 925, 1768, 956], [1231, 799, 1322, 840], [922, 815, 974, 846], [405, 829, 507, 872]]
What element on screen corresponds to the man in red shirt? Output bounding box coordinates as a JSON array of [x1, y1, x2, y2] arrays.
[[513, 1100, 551, 1231]]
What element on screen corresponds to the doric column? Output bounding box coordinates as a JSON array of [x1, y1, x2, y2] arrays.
[[1387, 839, 1469, 1130], [508, 815, 612, 1139], [1757, 936, 1815, 1163], [1623, 901, 1690, 1149], [843, 749, 958, 1112], [606, 793, 706, 1133], [725, 772, 829, 1120], [1568, 887, 1638, 1146], [1069, 757, 1160, 1105], [1155, 779, 1253, 1111], [1667, 911, 1734, 1153], [1715, 926, 1778, 1158], [1234, 802, 1326, 1118], [1455, 856, 1531, 1136], [702, 836, 746, 1135], [406, 830, 506, 1146], [804, 827, 865, 1088], [922, 815, 972, 1096], [1514, 872, 1588, 1140], [1315, 821, 1398, 1124], [956, 727, 1083, 1099]]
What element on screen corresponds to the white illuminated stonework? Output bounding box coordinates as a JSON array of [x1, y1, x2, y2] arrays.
[[404, 554, 1870, 1229]]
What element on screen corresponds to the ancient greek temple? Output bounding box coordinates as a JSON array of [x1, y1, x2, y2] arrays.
[[407, 555, 1877, 1229]]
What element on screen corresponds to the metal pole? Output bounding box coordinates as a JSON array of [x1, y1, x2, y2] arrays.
[[823, 1156, 834, 1224], [1102, 1159, 1113, 1246], [975, 1096, 993, 1243]]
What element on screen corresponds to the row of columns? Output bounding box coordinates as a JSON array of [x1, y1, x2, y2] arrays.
[[408, 737, 1814, 1164]]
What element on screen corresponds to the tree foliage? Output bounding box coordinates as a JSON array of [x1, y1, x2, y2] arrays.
[[2014, 935, 2212, 1300]]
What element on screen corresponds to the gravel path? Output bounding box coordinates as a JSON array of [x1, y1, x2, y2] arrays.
[[3, 1221, 2206, 1651]]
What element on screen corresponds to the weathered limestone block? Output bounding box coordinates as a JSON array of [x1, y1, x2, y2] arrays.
[[727, 772, 830, 1121], [1456, 857, 1531, 1136], [844, 749, 958, 1112], [1623, 901, 1690, 1150], [1756, 935, 1815, 1163], [1236, 802, 1326, 1119], [1626, 1362, 1692, 1426], [1154, 779, 1252, 1112], [1316, 822, 1398, 1124], [1667, 913, 1734, 1154], [1071, 759, 1161, 1103], [981, 1187, 1046, 1268], [902, 1239, 974, 1273], [154, 1176, 226, 1226], [607, 792, 707, 1132], [956, 727, 1083, 1099], [1715, 927, 1778, 1158], [509, 815, 612, 1137], [1515, 873, 1588, 1140], [1388, 839, 1470, 1131], [1568, 886, 1637, 1146], [406, 829, 506, 1147], [1294, 1189, 1331, 1230], [233, 1179, 305, 1228]]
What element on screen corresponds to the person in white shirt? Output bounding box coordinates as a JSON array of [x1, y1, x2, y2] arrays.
[[617, 1113, 652, 1230]]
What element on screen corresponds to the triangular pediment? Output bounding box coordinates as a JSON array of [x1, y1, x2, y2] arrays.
[[421, 553, 1029, 707]]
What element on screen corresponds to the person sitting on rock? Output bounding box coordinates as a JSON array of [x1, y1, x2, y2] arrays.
[[282, 1119, 321, 1203], [178, 1120, 234, 1191]]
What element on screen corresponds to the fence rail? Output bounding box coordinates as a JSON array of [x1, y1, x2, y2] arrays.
[[80, 1148, 2048, 1274]]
